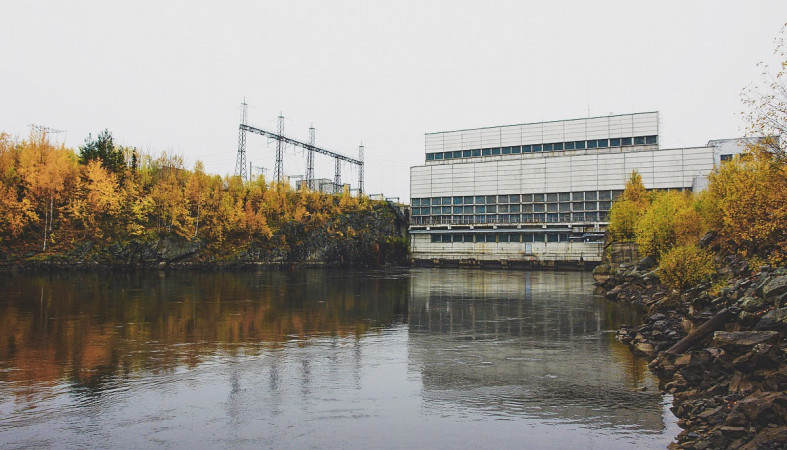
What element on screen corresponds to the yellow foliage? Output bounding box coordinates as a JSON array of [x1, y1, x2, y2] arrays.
[[607, 171, 650, 241], [658, 244, 716, 291]]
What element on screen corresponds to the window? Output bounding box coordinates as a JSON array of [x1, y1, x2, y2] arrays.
[[475, 196, 485, 204], [546, 203, 558, 213], [443, 152, 453, 160], [573, 212, 585, 222], [453, 196, 463, 205], [522, 213, 533, 223], [435, 152, 444, 160], [509, 204, 520, 213], [521, 193, 533, 202], [498, 205, 509, 213], [442, 206, 451, 214], [533, 204, 545, 213], [509, 233, 521, 243], [532, 213, 545, 222], [646, 135, 658, 145], [585, 191, 597, 200], [533, 233, 545, 242], [720, 154, 733, 161], [431, 206, 441, 215], [472, 149, 481, 157], [509, 214, 520, 223], [511, 146, 521, 154], [486, 205, 497, 213], [597, 139, 608, 148], [598, 201, 611, 211], [559, 213, 570, 222], [475, 205, 486, 214], [475, 234, 485, 243], [426, 153, 435, 161], [453, 206, 463, 214], [546, 213, 558, 222], [610, 138, 621, 147], [621, 137, 632, 146], [522, 145, 532, 153], [634, 136, 646, 145], [462, 150, 471, 158], [532, 144, 542, 152], [522, 204, 533, 213], [422, 198, 431, 206], [431, 234, 440, 243], [482, 148, 492, 156], [543, 143, 553, 152], [498, 234, 509, 243], [546, 193, 558, 202], [547, 233, 559, 243], [464, 196, 474, 204], [486, 195, 496, 204], [521, 233, 533, 242], [572, 191, 584, 201], [441, 234, 452, 243], [585, 212, 598, 221], [554, 142, 564, 151], [502, 146, 511, 155], [565, 141, 575, 150], [412, 198, 420, 206], [463, 206, 473, 214], [491, 148, 501, 155], [559, 192, 571, 202], [572, 201, 584, 211], [575, 141, 586, 149], [587, 140, 597, 149], [442, 197, 451, 205], [599, 190, 611, 200], [509, 194, 520, 203], [498, 195, 509, 203], [584, 202, 597, 210], [559, 203, 570, 212], [533, 193, 545, 202], [486, 234, 497, 243], [612, 190, 624, 200]]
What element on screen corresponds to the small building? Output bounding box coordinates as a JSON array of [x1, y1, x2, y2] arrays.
[[408, 112, 748, 267]]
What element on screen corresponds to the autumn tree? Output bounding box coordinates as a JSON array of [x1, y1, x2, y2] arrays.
[[607, 171, 650, 241]]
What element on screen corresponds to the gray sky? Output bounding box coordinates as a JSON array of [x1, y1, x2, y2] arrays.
[[2, 1, 785, 201]]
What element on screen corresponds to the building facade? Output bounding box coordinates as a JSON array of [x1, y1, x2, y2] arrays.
[[409, 112, 731, 267]]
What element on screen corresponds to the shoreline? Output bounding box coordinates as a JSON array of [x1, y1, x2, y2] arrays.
[[595, 258, 787, 449]]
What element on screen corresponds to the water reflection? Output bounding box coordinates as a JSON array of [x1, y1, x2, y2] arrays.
[[0, 269, 675, 449], [408, 269, 663, 430]]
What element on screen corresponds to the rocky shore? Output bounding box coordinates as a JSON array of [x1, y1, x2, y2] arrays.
[[595, 258, 787, 449]]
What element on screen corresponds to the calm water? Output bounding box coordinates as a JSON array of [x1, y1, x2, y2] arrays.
[[0, 269, 677, 449]]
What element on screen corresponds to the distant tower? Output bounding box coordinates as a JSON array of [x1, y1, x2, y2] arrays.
[[306, 125, 315, 190], [358, 144, 364, 195], [334, 157, 341, 194], [234, 100, 248, 182], [274, 114, 284, 184]]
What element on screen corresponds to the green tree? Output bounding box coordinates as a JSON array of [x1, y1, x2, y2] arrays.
[[79, 129, 126, 174]]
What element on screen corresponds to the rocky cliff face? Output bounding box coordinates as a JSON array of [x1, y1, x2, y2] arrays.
[[596, 258, 787, 449]]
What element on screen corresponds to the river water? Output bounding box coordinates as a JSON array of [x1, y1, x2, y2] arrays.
[[0, 269, 678, 449]]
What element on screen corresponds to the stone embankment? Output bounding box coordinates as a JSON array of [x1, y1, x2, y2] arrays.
[[595, 258, 787, 449]]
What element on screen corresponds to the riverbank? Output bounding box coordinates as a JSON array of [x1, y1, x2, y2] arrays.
[[595, 257, 787, 449]]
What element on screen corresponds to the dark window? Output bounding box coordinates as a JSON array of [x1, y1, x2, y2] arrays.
[[521, 193, 533, 202], [585, 212, 598, 221], [546, 193, 558, 202], [453, 206, 463, 214], [598, 201, 611, 211], [521, 233, 533, 242], [533, 233, 545, 242], [511, 146, 522, 154], [464, 196, 473, 204], [509, 214, 520, 222], [554, 142, 564, 151], [453, 196, 463, 205], [443, 152, 452, 160], [621, 137, 632, 146], [720, 154, 733, 161], [610, 138, 621, 147], [559, 203, 570, 212], [533, 193, 545, 202], [532, 144, 542, 152], [634, 136, 646, 145], [584, 202, 597, 210], [573, 212, 585, 222], [597, 139, 608, 148], [546, 203, 558, 213], [475, 205, 486, 214], [431, 234, 440, 243], [475, 196, 485, 204], [462, 150, 471, 158], [442, 206, 451, 214], [509, 194, 520, 203], [547, 233, 559, 243], [442, 197, 451, 205], [441, 234, 452, 243], [491, 148, 501, 155], [435, 152, 444, 160], [486, 205, 497, 213], [572, 202, 584, 211], [472, 149, 481, 157], [486, 234, 497, 243], [509, 233, 521, 243], [533, 204, 545, 213], [431, 207, 441, 215], [426, 153, 435, 161], [559, 192, 571, 202], [572, 191, 584, 201], [612, 190, 624, 200], [565, 141, 575, 150], [543, 143, 553, 152], [559, 213, 570, 222], [463, 206, 473, 214], [498, 234, 509, 243], [509, 204, 520, 213], [522, 204, 533, 213], [522, 145, 532, 153], [486, 195, 496, 204], [585, 191, 597, 201], [575, 141, 586, 149], [502, 146, 511, 155], [412, 198, 420, 206], [498, 195, 509, 203], [587, 140, 597, 149], [599, 190, 611, 200], [475, 234, 485, 243], [646, 135, 658, 145], [422, 198, 431, 206], [482, 148, 492, 156]]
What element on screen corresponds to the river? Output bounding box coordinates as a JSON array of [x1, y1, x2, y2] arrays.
[[0, 268, 678, 449]]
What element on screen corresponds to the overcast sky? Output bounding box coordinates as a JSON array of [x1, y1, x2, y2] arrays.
[[2, 1, 785, 200]]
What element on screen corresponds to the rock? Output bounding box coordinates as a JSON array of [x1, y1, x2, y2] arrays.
[[719, 426, 746, 438], [741, 426, 787, 450], [698, 230, 716, 249], [636, 255, 657, 271], [649, 313, 667, 322], [738, 296, 765, 313], [754, 307, 787, 332], [605, 285, 623, 300], [712, 331, 780, 354], [762, 275, 787, 300], [634, 342, 656, 358]]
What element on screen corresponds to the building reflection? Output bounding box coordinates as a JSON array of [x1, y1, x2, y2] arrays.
[[406, 269, 664, 431]]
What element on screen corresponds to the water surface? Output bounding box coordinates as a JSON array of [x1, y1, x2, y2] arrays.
[[0, 269, 677, 448]]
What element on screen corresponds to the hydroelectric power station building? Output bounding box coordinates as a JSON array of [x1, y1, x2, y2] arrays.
[[408, 112, 742, 267]]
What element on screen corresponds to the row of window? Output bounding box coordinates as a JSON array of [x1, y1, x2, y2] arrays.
[[413, 201, 612, 216], [412, 190, 623, 207], [425, 136, 658, 162], [429, 233, 570, 243], [412, 211, 608, 225]]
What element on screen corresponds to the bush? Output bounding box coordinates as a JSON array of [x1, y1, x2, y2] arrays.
[[636, 190, 704, 260], [658, 244, 716, 291]]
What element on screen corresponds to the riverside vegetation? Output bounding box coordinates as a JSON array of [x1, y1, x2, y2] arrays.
[[0, 130, 408, 269], [594, 146, 787, 448]]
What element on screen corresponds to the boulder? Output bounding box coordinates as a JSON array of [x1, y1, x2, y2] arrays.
[[762, 275, 787, 300], [712, 331, 780, 354], [738, 296, 765, 313], [634, 342, 656, 358], [636, 255, 657, 271], [754, 307, 787, 332]]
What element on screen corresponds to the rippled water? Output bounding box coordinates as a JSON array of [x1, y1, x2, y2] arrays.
[[0, 269, 677, 448]]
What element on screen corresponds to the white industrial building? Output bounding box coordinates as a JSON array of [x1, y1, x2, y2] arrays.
[[408, 112, 744, 268]]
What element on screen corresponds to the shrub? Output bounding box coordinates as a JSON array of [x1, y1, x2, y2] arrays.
[[658, 244, 716, 291], [636, 190, 704, 260], [607, 171, 649, 241]]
